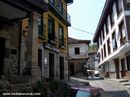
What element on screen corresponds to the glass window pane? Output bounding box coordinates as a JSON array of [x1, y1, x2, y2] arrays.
[[76, 91, 91, 97]]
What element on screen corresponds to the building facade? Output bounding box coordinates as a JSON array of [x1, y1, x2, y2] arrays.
[[0, 0, 47, 81], [88, 44, 98, 70], [42, 0, 73, 80], [93, 0, 130, 80], [68, 37, 91, 76], [22, 0, 73, 80]]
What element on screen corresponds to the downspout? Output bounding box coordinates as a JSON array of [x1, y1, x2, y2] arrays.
[[67, 27, 69, 80], [18, 19, 22, 75]]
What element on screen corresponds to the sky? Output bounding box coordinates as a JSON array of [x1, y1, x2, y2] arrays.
[[68, 0, 106, 41]]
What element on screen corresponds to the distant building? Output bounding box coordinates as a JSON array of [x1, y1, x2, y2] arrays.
[[88, 52, 99, 70], [88, 44, 98, 70], [68, 37, 91, 76], [93, 0, 130, 80]]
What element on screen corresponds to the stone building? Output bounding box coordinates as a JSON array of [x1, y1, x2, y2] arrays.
[[0, 0, 47, 81], [22, 0, 73, 80], [68, 37, 91, 76]]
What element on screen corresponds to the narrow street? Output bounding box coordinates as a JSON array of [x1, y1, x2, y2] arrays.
[[89, 79, 130, 97], [70, 77, 130, 97]]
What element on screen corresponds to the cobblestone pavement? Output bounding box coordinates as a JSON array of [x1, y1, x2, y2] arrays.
[[88, 79, 130, 97], [70, 77, 130, 97]]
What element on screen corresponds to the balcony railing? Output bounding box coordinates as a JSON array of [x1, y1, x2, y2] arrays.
[[59, 37, 67, 49], [48, 30, 58, 45], [48, 0, 71, 22]]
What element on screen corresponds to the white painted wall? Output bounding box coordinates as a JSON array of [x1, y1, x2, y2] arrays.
[[109, 61, 115, 72], [69, 43, 88, 59], [97, 1, 130, 66], [95, 1, 130, 76]]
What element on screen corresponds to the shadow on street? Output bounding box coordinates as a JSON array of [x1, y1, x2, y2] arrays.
[[105, 90, 130, 97]]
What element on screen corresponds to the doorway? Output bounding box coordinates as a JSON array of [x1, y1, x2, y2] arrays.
[[38, 49, 42, 70], [114, 58, 120, 79], [59, 56, 64, 80], [0, 37, 5, 75], [121, 58, 126, 78], [126, 55, 130, 71], [69, 63, 74, 76], [49, 53, 54, 79]]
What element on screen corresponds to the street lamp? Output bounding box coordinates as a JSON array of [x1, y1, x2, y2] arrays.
[[44, 56, 47, 68]]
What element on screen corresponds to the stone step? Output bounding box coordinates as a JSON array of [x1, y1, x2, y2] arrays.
[[118, 79, 128, 83], [124, 85, 130, 89], [121, 82, 130, 86]]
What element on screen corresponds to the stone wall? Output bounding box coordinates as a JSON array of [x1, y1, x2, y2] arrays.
[[0, 22, 20, 76], [20, 35, 27, 75]]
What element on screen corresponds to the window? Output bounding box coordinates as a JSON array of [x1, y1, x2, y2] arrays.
[[112, 31, 117, 50], [98, 53, 100, 63], [59, 25, 64, 46], [100, 36, 102, 45], [116, 0, 122, 15], [75, 47, 80, 55], [105, 21, 109, 35], [104, 45, 106, 58], [107, 39, 111, 55], [127, 0, 130, 8], [48, 16, 55, 41], [57, 0, 63, 15], [38, 49, 42, 70], [38, 17, 43, 36], [126, 55, 130, 71], [119, 21, 126, 45], [110, 9, 114, 27], [102, 29, 105, 40], [101, 49, 103, 60]]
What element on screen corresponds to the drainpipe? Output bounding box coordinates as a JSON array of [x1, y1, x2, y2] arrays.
[[18, 19, 22, 75]]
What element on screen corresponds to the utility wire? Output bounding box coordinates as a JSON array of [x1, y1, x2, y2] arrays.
[[69, 26, 94, 35], [43, 16, 94, 35]]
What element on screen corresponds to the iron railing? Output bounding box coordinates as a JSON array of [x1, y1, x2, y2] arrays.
[[48, 0, 71, 22]]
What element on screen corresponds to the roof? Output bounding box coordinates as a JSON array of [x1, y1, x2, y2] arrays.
[[2, 0, 48, 13], [68, 37, 91, 45], [93, 0, 115, 42], [71, 86, 103, 93]]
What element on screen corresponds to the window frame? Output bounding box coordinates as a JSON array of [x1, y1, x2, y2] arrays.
[[110, 9, 114, 27], [107, 38, 111, 55], [112, 31, 117, 51], [48, 16, 55, 41], [116, 0, 122, 15], [119, 21, 126, 46], [75, 47, 80, 55], [59, 24, 64, 46], [38, 16, 43, 36]]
